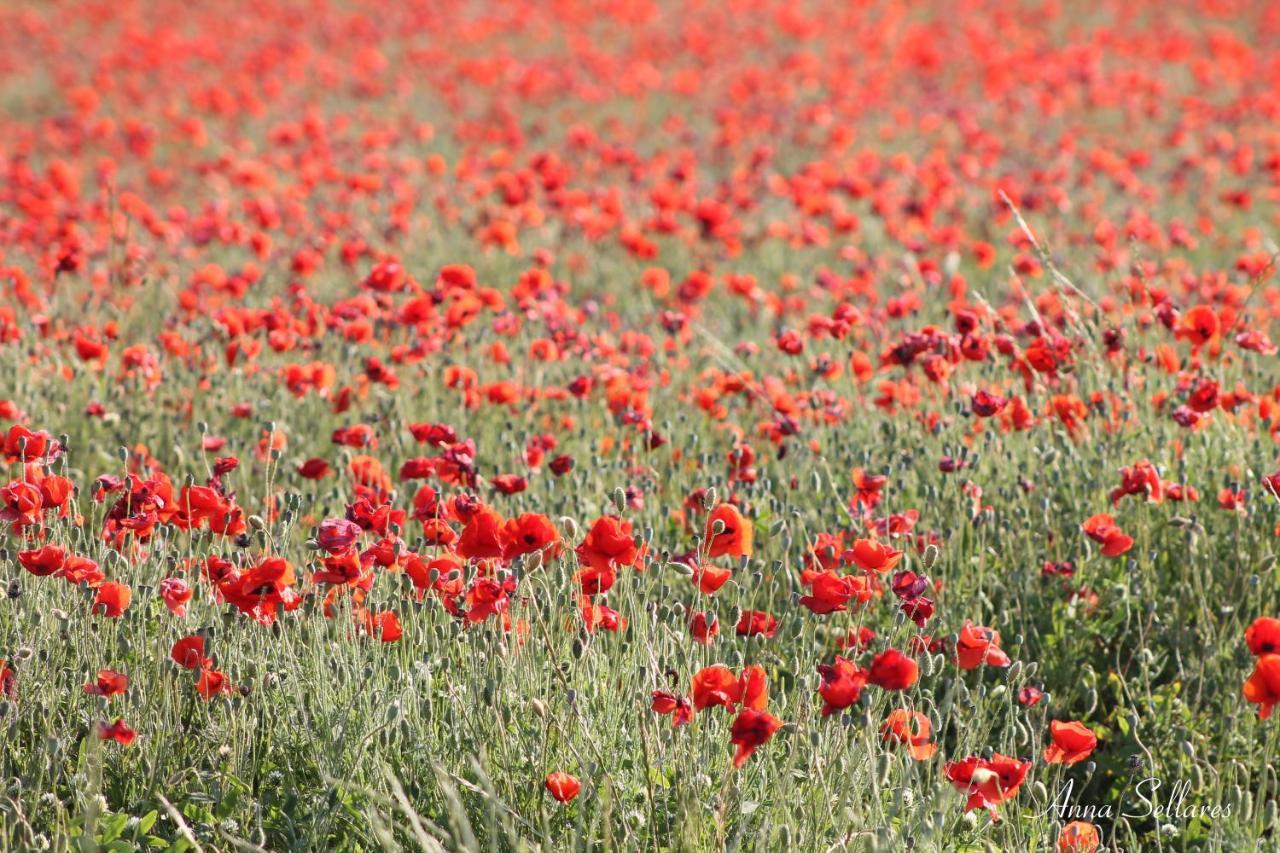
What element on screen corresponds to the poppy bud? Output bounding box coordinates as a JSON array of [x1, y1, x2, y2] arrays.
[[921, 544, 939, 571], [612, 488, 626, 511], [560, 517, 579, 540], [248, 515, 266, 531], [531, 699, 547, 718], [702, 487, 717, 510]]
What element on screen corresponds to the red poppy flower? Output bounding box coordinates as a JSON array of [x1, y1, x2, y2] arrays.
[[3, 425, 60, 462], [867, 648, 919, 691], [943, 753, 1032, 819], [502, 513, 560, 561], [691, 664, 767, 712], [1057, 821, 1101, 853], [159, 577, 193, 617], [849, 538, 903, 573], [689, 611, 719, 644], [18, 545, 67, 576], [1247, 617, 1280, 656], [83, 669, 129, 698], [575, 515, 639, 572], [1109, 460, 1163, 505], [729, 708, 783, 768], [297, 458, 332, 479], [955, 621, 1011, 670], [316, 518, 363, 554], [363, 610, 403, 642], [581, 598, 626, 633], [171, 635, 210, 670], [92, 582, 132, 618], [971, 390, 1008, 417], [195, 668, 235, 699], [1244, 654, 1280, 720], [799, 570, 864, 614], [705, 503, 753, 559], [545, 771, 581, 803], [881, 709, 937, 760], [651, 690, 693, 727], [1044, 720, 1098, 765], [1080, 513, 1133, 557], [816, 656, 868, 716], [691, 563, 732, 594], [735, 610, 778, 638], [1176, 305, 1219, 347], [96, 719, 137, 746]]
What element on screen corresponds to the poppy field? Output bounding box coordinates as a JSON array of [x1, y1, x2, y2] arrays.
[[5, 0, 1280, 850]]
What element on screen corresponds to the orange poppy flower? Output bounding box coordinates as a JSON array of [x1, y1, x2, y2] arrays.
[[881, 709, 938, 760], [1044, 720, 1098, 765], [705, 503, 753, 559], [544, 772, 581, 803], [92, 582, 132, 618], [1244, 654, 1280, 719]]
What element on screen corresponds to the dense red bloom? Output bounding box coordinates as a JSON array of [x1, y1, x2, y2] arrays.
[[729, 708, 783, 768], [943, 753, 1032, 819], [799, 570, 865, 614], [544, 772, 581, 803], [219, 556, 301, 624], [867, 649, 919, 691], [849, 538, 902, 573], [575, 516, 639, 572], [96, 719, 137, 746], [735, 610, 778, 638], [705, 504, 753, 559], [159, 577, 193, 616], [195, 668, 235, 699], [171, 636, 210, 670], [881, 710, 937, 760], [18, 545, 66, 576], [92, 582, 132, 618], [1244, 654, 1280, 720], [84, 670, 129, 698], [816, 656, 868, 716], [1080, 514, 1133, 557], [689, 611, 719, 644], [651, 690, 693, 727], [362, 610, 403, 642], [580, 598, 626, 633], [1044, 720, 1098, 765], [1176, 305, 1219, 347], [955, 621, 1011, 670], [503, 513, 560, 561], [691, 664, 767, 712], [691, 563, 732, 594], [971, 390, 1008, 417], [297, 458, 332, 479], [316, 518, 363, 554], [3, 425, 60, 462], [1110, 461, 1163, 505], [1247, 618, 1280, 656]]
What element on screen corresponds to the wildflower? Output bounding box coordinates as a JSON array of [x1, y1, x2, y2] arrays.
[[1044, 721, 1098, 765]]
